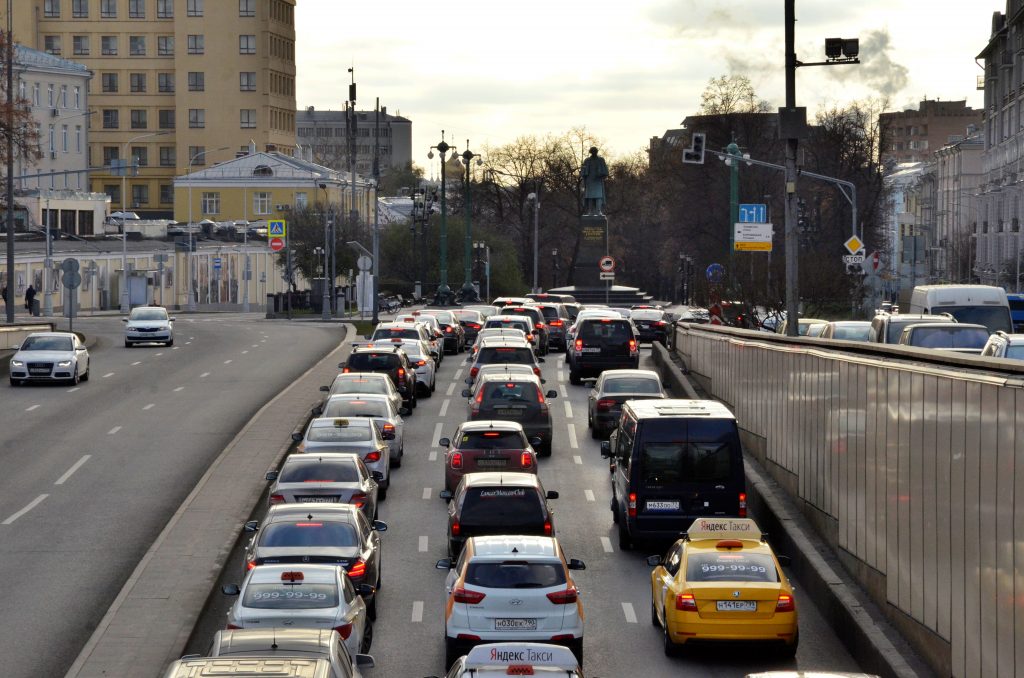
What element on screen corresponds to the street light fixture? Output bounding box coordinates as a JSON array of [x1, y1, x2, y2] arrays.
[[186, 145, 230, 312], [428, 131, 456, 305], [460, 142, 483, 302]]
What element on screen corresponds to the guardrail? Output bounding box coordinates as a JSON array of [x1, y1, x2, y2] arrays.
[[673, 322, 1023, 678], [0, 323, 56, 350]]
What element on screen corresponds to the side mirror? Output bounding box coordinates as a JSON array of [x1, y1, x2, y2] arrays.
[[541, 378, 546, 384], [777, 555, 792, 567], [568, 558, 586, 571], [537, 357, 546, 363], [464, 377, 473, 384], [439, 489, 453, 501], [546, 490, 559, 499], [398, 407, 411, 416], [529, 436, 543, 446], [438, 437, 451, 448], [291, 432, 303, 442], [357, 583, 376, 597], [355, 655, 376, 669], [646, 555, 662, 567], [221, 584, 241, 596], [363, 334, 372, 340], [338, 362, 345, 369], [381, 430, 396, 441], [600, 441, 612, 458], [372, 520, 388, 532], [169, 317, 177, 322], [265, 470, 279, 481], [461, 389, 471, 398], [120, 318, 128, 323], [371, 471, 384, 482], [311, 405, 323, 416], [319, 385, 330, 392], [546, 390, 558, 398], [435, 558, 453, 570], [243, 520, 259, 532]]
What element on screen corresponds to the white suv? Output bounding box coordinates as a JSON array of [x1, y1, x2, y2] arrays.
[[435, 535, 586, 669], [981, 331, 1024, 360]]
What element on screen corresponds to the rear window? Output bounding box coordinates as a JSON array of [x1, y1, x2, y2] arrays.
[[465, 561, 565, 589], [330, 378, 386, 396], [485, 320, 530, 333], [323, 400, 388, 418], [685, 552, 779, 583], [631, 310, 663, 321], [461, 487, 545, 526], [280, 460, 360, 483], [458, 430, 528, 449], [907, 326, 990, 349], [425, 311, 455, 325], [507, 308, 542, 323], [537, 306, 561, 320], [260, 521, 358, 548], [603, 377, 661, 394], [242, 582, 339, 609], [832, 325, 870, 341], [371, 328, 420, 341], [347, 353, 400, 371], [482, 381, 540, 402], [640, 443, 734, 485], [477, 347, 534, 365], [580, 320, 632, 341], [306, 424, 372, 443]]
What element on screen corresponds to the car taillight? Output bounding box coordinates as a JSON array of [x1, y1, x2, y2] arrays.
[[550, 319, 563, 326], [451, 452, 463, 469], [467, 322, 481, 329], [675, 592, 698, 611], [350, 492, 367, 508], [446, 326, 453, 333], [532, 366, 541, 376], [246, 559, 256, 571], [535, 323, 544, 329], [739, 492, 747, 518], [546, 586, 578, 604], [269, 493, 285, 505], [596, 398, 615, 412], [520, 452, 532, 468], [628, 338, 637, 352], [543, 520, 552, 536], [348, 559, 366, 580], [398, 367, 405, 378], [342, 367, 351, 373], [416, 359, 426, 366], [451, 520, 460, 536], [574, 338, 583, 351], [365, 450, 382, 462], [334, 623, 353, 639], [628, 492, 637, 518], [526, 333, 534, 342], [654, 320, 666, 327], [226, 623, 242, 630], [470, 366, 479, 378], [453, 586, 486, 604], [382, 422, 395, 435], [776, 593, 795, 613]]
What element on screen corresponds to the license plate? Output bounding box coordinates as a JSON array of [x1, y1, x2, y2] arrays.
[[476, 459, 508, 468], [646, 500, 680, 512], [494, 618, 537, 630], [496, 408, 523, 416], [297, 496, 340, 503], [716, 600, 757, 612], [582, 347, 601, 353]]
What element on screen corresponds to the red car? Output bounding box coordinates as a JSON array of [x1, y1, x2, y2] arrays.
[[439, 420, 540, 494]]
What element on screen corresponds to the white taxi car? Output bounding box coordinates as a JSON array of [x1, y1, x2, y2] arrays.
[[123, 306, 174, 347], [222, 564, 373, 658], [432, 643, 583, 677], [435, 535, 586, 669]]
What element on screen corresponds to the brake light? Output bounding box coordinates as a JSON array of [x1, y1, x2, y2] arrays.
[[451, 519, 460, 536], [342, 367, 351, 373], [550, 319, 563, 326], [382, 422, 395, 435], [628, 338, 637, 352], [776, 593, 795, 613], [365, 450, 382, 463], [334, 623, 353, 639], [451, 452, 463, 469], [675, 592, 698, 611], [521, 452, 532, 468], [281, 571, 304, 582], [269, 493, 285, 505], [226, 623, 242, 630], [628, 492, 637, 518], [532, 366, 541, 376], [246, 560, 256, 571], [350, 492, 367, 508], [546, 586, 578, 604], [472, 388, 484, 414], [574, 338, 583, 351], [453, 586, 486, 604], [596, 398, 615, 412], [348, 559, 367, 580], [484, 431, 501, 437], [654, 320, 666, 327], [739, 492, 747, 518], [470, 366, 479, 378], [543, 520, 552, 536], [537, 386, 548, 415], [535, 323, 544, 329], [416, 359, 426, 366], [716, 540, 744, 549], [398, 367, 405, 378], [467, 322, 481, 329], [507, 666, 535, 676]]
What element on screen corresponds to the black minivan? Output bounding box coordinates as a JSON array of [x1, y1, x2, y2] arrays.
[[601, 399, 746, 550]]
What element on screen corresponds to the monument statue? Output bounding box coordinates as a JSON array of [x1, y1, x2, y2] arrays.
[[580, 146, 608, 215]]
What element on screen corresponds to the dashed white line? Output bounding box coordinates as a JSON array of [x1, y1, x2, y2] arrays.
[[2, 494, 48, 525], [55, 455, 91, 485], [172, 346, 180, 350], [142, 403, 155, 411], [422, 487, 432, 500], [66, 387, 80, 393], [185, 342, 192, 346], [560, 384, 568, 398], [622, 601, 637, 623], [601, 537, 614, 553], [200, 372, 210, 378], [418, 536, 429, 552], [173, 386, 185, 392], [567, 424, 578, 449], [224, 359, 233, 364], [439, 399, 450, 417], [563, 401, 573, 419], [558, 371, 566, 383], [102, 372, 115, 378], [107, 426, 122, 435], [445, 382, 456, 396], [432, 422, 444, 446], [242, 350, 249, 354], [252, 344, 259, 348], [154, 352, 164, 357], [573, 455, 583, 465], [411, 601, 424, 623], [189, 336, 195, 340], [584, 489, 595, 502], [25, 404, 39, 412], [454, 368, 463, 380], [131, 361, 142, 366], [428, 450, 438, 462]]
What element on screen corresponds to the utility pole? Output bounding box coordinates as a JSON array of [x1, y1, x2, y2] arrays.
[[783, 0, 800, 337], [429, 133, 456, 304], [726, 139, 741, 276], [4, 0, 14, 323], [460, 142, 481, 302], [371, 98, 380, 325]]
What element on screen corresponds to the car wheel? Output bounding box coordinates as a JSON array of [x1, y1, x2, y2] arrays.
[[80, 365, 90, 381], [663, 617, 680, 657], [360, 619, 373, 653], [617, 520, 633, 551], [70, 367, 80, 386], [124, 340, 132, 348], [570, 638, 583, 665], [590, 424, 601, 439], [392, 452, 402, 469], [431, 376, 436, 392], [651, 598, 660, 626], [166, 338, 174, 346], [444, 637, 460, 670], [778, 632, 799, 658], [9, 377, 18, 386], [367, 594, 377, 621], [539, 443, 551, 458], [378, 483, 388, 502], [611, 495, 620, 523], [569, 370, 581, 386]]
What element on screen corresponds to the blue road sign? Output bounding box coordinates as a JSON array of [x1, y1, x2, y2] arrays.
[[706, 263, 725, 284], [213, 257, 222, 270], [739, 203, 767, 223], [268, 220, 286, 237]]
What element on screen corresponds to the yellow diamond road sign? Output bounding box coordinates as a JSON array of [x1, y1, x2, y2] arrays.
[[843, 235, 864, 255]]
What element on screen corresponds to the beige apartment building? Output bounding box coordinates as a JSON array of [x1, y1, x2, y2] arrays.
[[4, 0, 297, 219], [879, 99, 983, 165]]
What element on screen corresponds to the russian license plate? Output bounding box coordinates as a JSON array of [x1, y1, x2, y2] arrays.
[[494, 618, 537, 630], [716, 600, 757, 612], [582, 347, 601, 353], [297, 496, 340, 503], [29, 368, 49, 374], [476, 458, 508, 468], [646, 500, 680, 512], [496, 408, 522, 416]]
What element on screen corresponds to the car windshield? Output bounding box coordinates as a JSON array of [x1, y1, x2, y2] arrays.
[[459, 430, 528, 449], [580, 320, 631, 341], [832, 324, 870, 341], [907, 326, 990, 349], [798, 322, 826, 336], [640, 442, 733, 486], [21, 336, 73, 351], [330, 378, 387, 396], [130, 309, 167, 321], [482, 381, 540, 402], [603, 377, 661, 394], [685, 552, 779, 583], [260, 521, 358, 548], [347, 353, 399, 370], [306, 424, 372, 443], [279, 460, 360, 483], [1006, 346, 1024, 360], [939, 306, 1013, 334], [465, 562, 565, 589], [242, 582, 339, 609], [477, 347, 534, 365], [460, 487, 544, 526], [886, 318, 947, 343], [323, 400, 388, 418]]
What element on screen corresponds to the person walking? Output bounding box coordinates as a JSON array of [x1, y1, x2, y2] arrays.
[[24, 284, 36, 316]]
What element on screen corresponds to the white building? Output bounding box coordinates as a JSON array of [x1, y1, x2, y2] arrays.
[[295, 106, 412, 178], [934, 135, 983, 282]]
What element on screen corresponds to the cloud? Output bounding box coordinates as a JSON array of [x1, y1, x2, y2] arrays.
[[823, 29, 910, 98]]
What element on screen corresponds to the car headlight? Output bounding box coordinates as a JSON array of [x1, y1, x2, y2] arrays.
[[11, 360, 23, 367], [58, 360, 72, 367]]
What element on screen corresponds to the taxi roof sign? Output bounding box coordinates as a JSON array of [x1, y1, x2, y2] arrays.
[[686, 518, 762, 541], [464, 644, 579, 671]]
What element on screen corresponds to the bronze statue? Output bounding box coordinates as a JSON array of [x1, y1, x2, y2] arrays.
[[580, 146, 608, 215]]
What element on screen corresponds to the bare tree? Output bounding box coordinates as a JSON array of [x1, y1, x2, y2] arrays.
[[699, 75, 771, 115], [0, 32, 42, 176]]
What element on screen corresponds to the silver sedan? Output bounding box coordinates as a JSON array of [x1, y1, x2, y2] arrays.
[[268, 451, 382, 519]]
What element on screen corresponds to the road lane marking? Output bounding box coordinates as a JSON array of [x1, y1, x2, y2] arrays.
[[242, 350, 248, 354], [411, 601, 424, 623], [573, 455, 583, 465], [567, 424, 578, 449], [143, 403, 155, 410], [432, 423, 444, 446], [173, 386, 185, 392], [107, 426, 121, 435], [422, 487, 432, 500], [172, 346, 180, 350], [25, 404, 39, 412], [418, 536, 429, 552], [252, 344, 259, 348], [560, 384, 568, 398], [154, 352, 163, 357], [622, 601, 637, 623], [200, 372, 210, 378], [102, 372, 115, 378], [2, 494, 48, 525], [55, 455, 91, 485], [131, 361, 141, 366], [563, 401, 573, 419], [429, 450, 437, 462], [454, 368, 463, 380], [558, 371, 566, 383], [439, 399, 450, 417], [224, 359, 233, 364], [585, 489, 595, 502], [66, 387, 79, 393], [189, 336, 195, 340], [185, 342, 192, 345], [446, 383, 455, 396], [601, 537, 614, 553]]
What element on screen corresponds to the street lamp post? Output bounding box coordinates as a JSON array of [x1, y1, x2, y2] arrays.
[[527, 192, 540, 293], [460, 142, 482, 303], [318, 183, 331, 321], [428, 132, 456, 305], [186, 145, 229, 312], [551, 248, 559, 289], [120, 130, 171, 313]]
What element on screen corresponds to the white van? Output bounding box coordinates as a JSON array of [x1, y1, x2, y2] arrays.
[[908, 285, 1012, 334]]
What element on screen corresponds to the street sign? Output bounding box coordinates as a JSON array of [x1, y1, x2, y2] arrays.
[[357, 255, 372, 271], [269, 237, 285, 252], [62, 270, 82, 289], [598, 255, 616, 273], [599, 271, 615, 281], [843, 235, 864, 255], [842, 254, 865, 265], [268, 219, 286, 238], [734, 223, 773, 252], [213, 257, 222, 270], [706, 263, 725, 284], [738, 204, 767, 223], [867, 250, 881, 273], [60, 258, 79, 274]]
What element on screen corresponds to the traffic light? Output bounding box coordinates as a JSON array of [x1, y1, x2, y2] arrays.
[[682, 133, 706, 165]]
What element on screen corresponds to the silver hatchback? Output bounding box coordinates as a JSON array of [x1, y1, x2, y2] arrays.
[[294, 417, 392, 498]]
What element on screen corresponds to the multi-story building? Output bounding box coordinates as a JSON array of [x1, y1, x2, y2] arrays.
[[883, 162, 935, 300], [934, 135, 983, 282], [879, 99, 982, 164], [295, 106, 412, 177], [4, 0, 297, 219]]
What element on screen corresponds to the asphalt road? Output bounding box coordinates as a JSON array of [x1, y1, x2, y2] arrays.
[[0, 313, 344, 678], [190, 342, 864, 677]]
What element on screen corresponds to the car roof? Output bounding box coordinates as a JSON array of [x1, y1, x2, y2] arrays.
[[478, 336, 531, 347], [459, 420, 526, 432], [469, 535, 559, 559], [828, 320, 870, 327], [478, 372, 541, 384], [375, 322, 422, 330], [904, 322, 986, 331], [247, 563, 340, 584], [601, 369, 659, 379], [489, 314, 533, 322], [325, 393, 390, 402], [992, 332, 1024, 344], [462, 471, 543, 488], [625, 398, 734, 419], [308, 416, 374, 428], [266, 503, 360, 522], [351, 345, 404, 354], [211, 628, 334, 656], [282, 451, 364, 464], [26, 331, 77, 338], [876, 313, 952, 320], [333, 372, 388, 381]]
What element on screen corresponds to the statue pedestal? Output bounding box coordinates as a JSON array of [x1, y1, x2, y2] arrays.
[[572, 214, 608, 288]]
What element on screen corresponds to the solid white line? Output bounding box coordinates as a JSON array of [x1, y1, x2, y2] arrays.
[[601, 537, 614, 553], [154, 352, 163, 357], [131, 361, 141, 366], [454, 368, 463, 380], [173, 386, 185, 392], [143, 403, 155, 411], [560, 384, 568, 398], [66, 387, 80, 393], [428, 450, 437, 462], [418, 536, 429, 552], [432, 422, 444, 446], [2, 494, 48, 525], [55, 455, 91, 485], [564, 401, 573, 419], [107, 426, 122, 435], [585, 489, 595, 502], [25, 404, 39, 412], [439, 399, 450, 417], [200, 372, 210, 378], [422, 487, 432, 500], [573, 455, 583, 465], [102, 372, 115, 378], [622, 601, 637, 623], [567, 424, 578, 449], [224, 359, 233, 364], [445, 382, 455, 396], [411, 601, 424, 623]]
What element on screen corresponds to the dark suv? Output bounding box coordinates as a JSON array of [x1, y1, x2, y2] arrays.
[[502, 305, 550, 355], [568, 317, 639, 384], [341, 346, 418, 409], [462, 373, 558, 456], [533, 303, 570, 351]]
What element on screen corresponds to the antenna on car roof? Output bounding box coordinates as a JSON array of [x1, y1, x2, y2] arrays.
[[512, 547, 519, 553], [271, 627, 278, 650]]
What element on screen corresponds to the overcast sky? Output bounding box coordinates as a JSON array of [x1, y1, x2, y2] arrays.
[[295, 0, 1001, 174]]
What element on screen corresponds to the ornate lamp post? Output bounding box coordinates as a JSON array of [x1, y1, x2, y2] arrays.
[[460, 142, 482, 302], [428, 132, 456, 304]]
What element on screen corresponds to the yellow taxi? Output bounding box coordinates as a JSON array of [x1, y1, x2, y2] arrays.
[[647, 518, 798, 657]]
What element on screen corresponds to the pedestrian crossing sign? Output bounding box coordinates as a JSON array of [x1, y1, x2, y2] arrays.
[[268, 220, 286, 238]]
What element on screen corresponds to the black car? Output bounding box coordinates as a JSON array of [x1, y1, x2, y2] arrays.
[[452, 309, 485, 345], [439, 472, 558, 558], [567, 317, 640, 384], [342, 346, 418, 409], [417, 309, 466, 354], [462, 373, 558, 456], [586, 369, 666, 438], [533, 302, 570, 351], [630, 309, 670, 344], [502, 305, 550, 355]]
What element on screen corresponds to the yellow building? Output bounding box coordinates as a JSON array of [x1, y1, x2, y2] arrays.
[[4, 0, 297, 218]]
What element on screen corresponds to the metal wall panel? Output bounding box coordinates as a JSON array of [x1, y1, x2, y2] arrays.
[[950, 379, 967, 678], [995, 387, 1015, 678], [909, 372, 925, 622], [854, 364, 867, 559], [921, 375, 939, 633], [978, 385, 999, 678], [897, 373, 912, 613], [886, 369, 901, 607], [837, 360, 851, 549], [962, 381, 981, 678], [864, 366, 880, 570], [1014, 389, 1024, 678], [935, 377, 953, 641]]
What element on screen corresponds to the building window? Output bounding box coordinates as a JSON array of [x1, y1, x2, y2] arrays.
[[131, 146, 148, 168], [103, 110, 119, 129], [239, 35, 256, 55], [240, 0, 256, 16], [130, 36, 146, 56], [101, 36, 117, 55], [160, 184, 173, 204], [104, 185, 121, 204], [44, 0, 60, 18], [102, 147, 120, 166], [130, 73, 146, 93], [202, 192, 220, 215], [157, 0, 173, 18], [130, 110, 148, 129], [187, 35, 204, 55], [188, 109, 205, 128], [48, 124, 55, 152], [240, 109, 256, 129], [75, 126, 82, 153], [132, 185, 149, 207], [101, 73, 118, 93], [47, 84, 54, 107], [187, 72, 205, 91], [158, 109, 175, 129], [253, 192, 271, 215], [159, 146, 175, 167], [62, 125, 68, 153], [187, 0, 204, 16], [60, 85, 67, 108], [101, 0, 117, 18], [129, 0, 145, 18], [295, 192, 308, 209], [32, 83, 39, 106], [240, 72, 256, 91], [158, 36, 174, 55], [73, 0, 88, 18], [158, 73, 174, 93], [44, 36, 61, 55], [189, 145, 207, 165]]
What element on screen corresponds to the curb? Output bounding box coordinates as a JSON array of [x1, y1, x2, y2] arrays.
[[64, 324, 356, 678]]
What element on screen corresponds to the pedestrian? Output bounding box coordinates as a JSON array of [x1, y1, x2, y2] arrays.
[[24, 284, 36, 314]]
